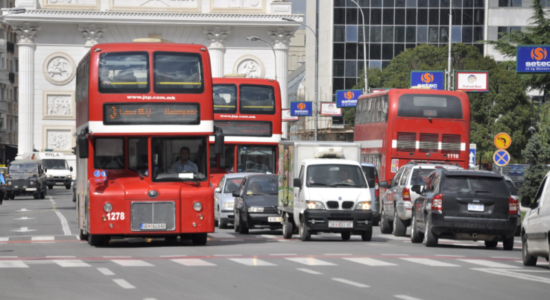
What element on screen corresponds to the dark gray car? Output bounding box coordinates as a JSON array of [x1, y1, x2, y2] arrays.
[[5, 160, 48, 200]]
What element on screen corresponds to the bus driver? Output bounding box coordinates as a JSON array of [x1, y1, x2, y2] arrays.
[[171, 147, 198, 173]]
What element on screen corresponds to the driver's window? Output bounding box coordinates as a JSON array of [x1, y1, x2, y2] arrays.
[[298, 166, 304, 188], [534, 177, 547, 207], [392, 168, 404, 187]]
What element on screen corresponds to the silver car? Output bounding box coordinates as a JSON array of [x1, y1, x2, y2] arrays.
[[379, 161, 462, 236], [214, 173, 255, 229]]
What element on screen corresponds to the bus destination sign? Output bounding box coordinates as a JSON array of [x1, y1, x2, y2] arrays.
[[214, 121, 272, 137], [104, 103, 200, 125]]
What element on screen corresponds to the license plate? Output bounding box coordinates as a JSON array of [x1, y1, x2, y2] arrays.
[[329, 221, 353, 228], [56, 182, 64, 185], [26, 188, 36, 191], [268, 217, 281, 223], [468, 204, 484, 212], [140, 223, 166, 230]]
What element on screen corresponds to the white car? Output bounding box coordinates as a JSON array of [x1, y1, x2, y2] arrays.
[[521, 171, 550, 267]]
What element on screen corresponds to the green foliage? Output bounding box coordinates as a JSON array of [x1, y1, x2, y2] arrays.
[[520, 134, 550, 199]]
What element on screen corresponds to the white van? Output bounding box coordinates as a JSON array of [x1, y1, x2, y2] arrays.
[[22, 152, 73, 189]]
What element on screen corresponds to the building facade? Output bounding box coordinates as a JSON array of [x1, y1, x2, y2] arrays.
[[6, 0, 301, 173]]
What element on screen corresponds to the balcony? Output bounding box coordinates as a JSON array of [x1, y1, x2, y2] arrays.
[[7, 42, 14, 53], [9, 73, 14, 83]]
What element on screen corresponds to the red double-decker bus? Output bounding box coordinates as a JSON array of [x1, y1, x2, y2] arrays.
[[75, 42, 222, 246], [209, 78, 282, 187], [353, 89, 470, 184]]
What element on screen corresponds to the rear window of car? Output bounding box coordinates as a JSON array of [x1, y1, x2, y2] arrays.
[[410, 168, 435, 185], [362, 166, 377, 187], [442, 176, 509, 197], [505, 180, 518, 197]]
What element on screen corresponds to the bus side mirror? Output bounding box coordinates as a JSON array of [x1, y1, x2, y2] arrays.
[[78, 135, 89, 159], [293, 178, 302, 188], [411, 185, 422, 194], [214, 126, 224, 155]]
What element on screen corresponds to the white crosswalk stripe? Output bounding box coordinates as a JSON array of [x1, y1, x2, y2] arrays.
[[458, 259, 519, 269], [0, 261, 29, 268], [400, 258, 460, 267], [53, 260, 91, 267], [343, 258, 397, 266], [229, 258, 276, 266], [172, 259, 216, 266], [112, 260, 154, 267], [285, 257, 336, 266]]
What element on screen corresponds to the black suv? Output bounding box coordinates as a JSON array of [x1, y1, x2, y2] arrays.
[[5, 160, 48, 200], [410, 169, 518, 250]]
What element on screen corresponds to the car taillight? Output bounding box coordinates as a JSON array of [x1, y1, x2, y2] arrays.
[[402, 187, 411, 201], [509, 197, 518, 214], [375, 175, 379, 198], [431, 194, 443, 212]]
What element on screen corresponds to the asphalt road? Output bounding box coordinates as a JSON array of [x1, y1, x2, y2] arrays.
[[0, 189, 548, 300]]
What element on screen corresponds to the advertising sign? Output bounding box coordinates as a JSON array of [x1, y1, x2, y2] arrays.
[[290, 101, 312, 116], [410, 71, 444, 90], [320, 102, 342, 116], [282, 109, 299, 122], [517, 45, 550, 73], [336, 89, 362, 108], [455, 71, 489, 92]]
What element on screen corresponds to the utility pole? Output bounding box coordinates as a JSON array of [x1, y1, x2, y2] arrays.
[[447, 10, 452, 90]]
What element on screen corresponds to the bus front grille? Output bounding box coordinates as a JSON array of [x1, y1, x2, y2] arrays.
[[131, 201, 176, 231]]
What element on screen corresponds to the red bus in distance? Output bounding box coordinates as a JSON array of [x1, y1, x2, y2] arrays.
[[75, 42, 220, 246], [354, 89, 470, 184], [210, 77, 282, 187]]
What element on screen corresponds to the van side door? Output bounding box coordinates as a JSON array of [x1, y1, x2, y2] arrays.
[[526, 176, 547, 253]]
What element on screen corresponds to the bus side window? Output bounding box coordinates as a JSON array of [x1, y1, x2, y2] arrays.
[[94, 138, 125, 169]]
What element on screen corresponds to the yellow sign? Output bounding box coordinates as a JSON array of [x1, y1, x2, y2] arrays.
[[494, 133, 512, 150]]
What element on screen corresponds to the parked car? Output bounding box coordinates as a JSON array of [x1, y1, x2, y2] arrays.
[[379, 161, 462, 236], [214, 173, 254, 229], [520, 171, 550, 267], [503, 175, 521, 236], [361, 163, 380, 225], [5, 159, 48, 200], [233, 174, 281, 234], [410, 169, 519, 249]]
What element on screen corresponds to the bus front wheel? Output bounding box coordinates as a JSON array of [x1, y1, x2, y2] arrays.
[[191, 233, 207, 246]]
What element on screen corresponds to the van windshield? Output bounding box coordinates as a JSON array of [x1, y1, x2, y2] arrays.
[[307, 165, 368, 188], [43, 159, 68, 170]]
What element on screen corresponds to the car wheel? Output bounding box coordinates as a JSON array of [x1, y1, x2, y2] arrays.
[[65, 185, 71, 190], [238, 212, 249, 234], [503, 236, 514, 251], [233, 212, 239, 232], [40, 191, 45, 199], [9, 193, 14, 200], [361, 227, 372, 241], [522, 235, 537, 266], [4, 193, 9, 200], [341, 232, 351, 241], [33, 193, 39, 200], [48, 185, 53, 190], [78, 229, 88, 241], [423, 216, 438, 247], [410, 214, 423, 243], [380, 208, 392, 234], [392, 210, 407, 237], [282, 217, 293, 239], [484, 241, 498, 248], [515, 225, 521, 237], [191, 233, 207, 246], [219, 219, 228, 229], [299, 217, 311, 241]]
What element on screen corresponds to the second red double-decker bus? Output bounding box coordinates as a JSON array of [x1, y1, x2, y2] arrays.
[[353, 89, 471, 184], [209, 78, 282, 187], [75, 42, 222, 246]]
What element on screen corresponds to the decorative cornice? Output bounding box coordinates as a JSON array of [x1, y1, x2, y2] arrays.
[[203, 26, 230, 50], [13, 22, 41, 45], [269, 27, 293, 50], [79, 24, 106, 47]]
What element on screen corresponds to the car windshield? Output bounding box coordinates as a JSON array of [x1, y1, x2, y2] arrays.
[[10, 164, 38, 173], [442, 176, 509, 196], [410, 168, 435, 185], [152, 137, 207, 182], [307, 164, 368, 188], [245, 176, 278, 195], [42, 159, 68, 170], [224, 178, 243, 194]]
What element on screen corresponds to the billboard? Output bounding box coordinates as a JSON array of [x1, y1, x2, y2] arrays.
[[290, 101, 312, 116], [336, 89, 362, 107], [455, 71, 489, 92], [517, 45, 550, 73], [410, 71, 444, 90], [320, 102, 342, 116], [282, 109, 299, 122]]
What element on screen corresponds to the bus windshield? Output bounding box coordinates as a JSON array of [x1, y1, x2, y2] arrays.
[[99, 52, 149, 93], [398, 94, 463, 119], [237, 146, 276, 174], [43, 159, 68, 170], [152, 137, 207, 182], [306, 164, 368, 188]]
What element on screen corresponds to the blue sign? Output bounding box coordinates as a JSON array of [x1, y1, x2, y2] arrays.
[[290, 101, 312, 116], [509, 165, 524, 176], [94, 170, 101, 178], [410, 71, 444, 90], [517, 45, 550, 73], [101, 170, 108, 178], [469, 148, 476, 169], [493, 150, 511, 167], [336, 89, 362, 108]]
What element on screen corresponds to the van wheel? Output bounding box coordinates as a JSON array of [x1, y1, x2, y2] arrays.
[[361, 228, 372, 241], [380, 208, 392, 234], [9, 193, 14, 200], [65, 185, 71, 190], [503, 236, 514, 251], [39, 191, 45, 199], [392, 210, 407, 236], [48, 185, 53, 189], [423, 217, 438, 247], [484, 241, 498, 248], [282, 217, 293, 239], [299, 218, 311, 241], [33, 193, 39, 200], [341, 232, 351, 241], [522, 235, 537, 266], [410, 214, 423, 243]]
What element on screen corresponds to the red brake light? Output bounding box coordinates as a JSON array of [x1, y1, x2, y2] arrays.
[[431, 194, 443, 212], [402, 187, 411, 201], [375, 175, 379, 197], [509, 197, 518, 215]]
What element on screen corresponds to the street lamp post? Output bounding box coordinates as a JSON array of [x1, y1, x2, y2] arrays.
[[350, 0, 367, 93], [246, 36, 277, 78], [282, 18, 319, 140]]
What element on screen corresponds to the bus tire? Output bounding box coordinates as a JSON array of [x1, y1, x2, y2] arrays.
[[79, 229, 88, 241], [380, 208, 392, 234], [191, 233, 207, 246], [88, 234, 107, 247]]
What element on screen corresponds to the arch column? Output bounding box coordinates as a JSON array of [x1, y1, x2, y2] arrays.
[[269, 27, 293, 139], [204, 27, 231, 78], [13, 23, 40, 155]]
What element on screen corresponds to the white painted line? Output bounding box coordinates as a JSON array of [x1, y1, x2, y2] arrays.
[[473, 268, 550, 284], [395, 295, 424, 300], [112, 260, 153, 267], [344, 258, 397, 266], [332, 278, 369, 288], [401, 258, 460, 267], [382, 254, 409, 256], [160, 255, 186, 258], [49, 199, 56, 205], [32, 236, 54, 241], [270, 253, 296, 256], [229, 258, 276, 266], [14, 217, 34, 220], [0, 238, 8, 242], [490, 256, 518, 259], [98, 268, 115, 276], [0, 256, 18, 258], [113, 279, 136, 289], [435, 255, 464, 257], [261, 235, 280, 239], [46, 256, 76, 258], [103, 256, 131, 258], [214, 254, 242, 257], [53, 210, 72, 236], [459, 259, 519, 269], [220, 239, 244, 242], [0, 261, 29, 268], [172, 259, 216, 266], [325, 254, 352, 256], [54, 260, 91, 268], [286, 258, 336, 266], [297, 268, 323, 275], [12, 227, 36, 233], [19, 208, 28, 212], [143, 298, 157, 300]]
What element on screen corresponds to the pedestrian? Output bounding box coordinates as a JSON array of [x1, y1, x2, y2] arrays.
[[0, 170, 5, 205]]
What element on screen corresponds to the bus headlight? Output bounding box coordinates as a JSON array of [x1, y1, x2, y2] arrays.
[[103, 203, 112, 212], [355, 201, 372, 211], [193, 202, 203, 212], [306, 201, 325, 210], [248, 206, 264, 213], [222, 202, 234, 210]]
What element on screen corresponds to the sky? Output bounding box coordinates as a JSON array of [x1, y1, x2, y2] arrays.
[[289, 0, 306, 23]]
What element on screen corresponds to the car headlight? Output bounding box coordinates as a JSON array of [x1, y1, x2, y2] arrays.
[[193, 202, 203, 212], [47, 175, 52, 178], [306, 201, 325, 210], [67, 175, 72, 179], [103, 203, 112, 212], [7, 181, 12, 185], [355, 201, 372, 211], [222, 202, 234, 210], [248, 206, 264, 213], [29, 181, 35, 186]]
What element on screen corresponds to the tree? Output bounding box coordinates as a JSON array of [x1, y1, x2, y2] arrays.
[[520, 133, 550, 199]]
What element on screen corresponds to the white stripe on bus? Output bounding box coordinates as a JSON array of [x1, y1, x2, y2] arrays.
[[208, 134, 282, 143], [89, 121, 213, 134]]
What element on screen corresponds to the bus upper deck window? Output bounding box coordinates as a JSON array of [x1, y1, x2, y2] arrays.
[[239, 85, 275, 115], [153, 52, 204, 94], [214, 84, 237, 113], [98, 52, 149, 93]]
